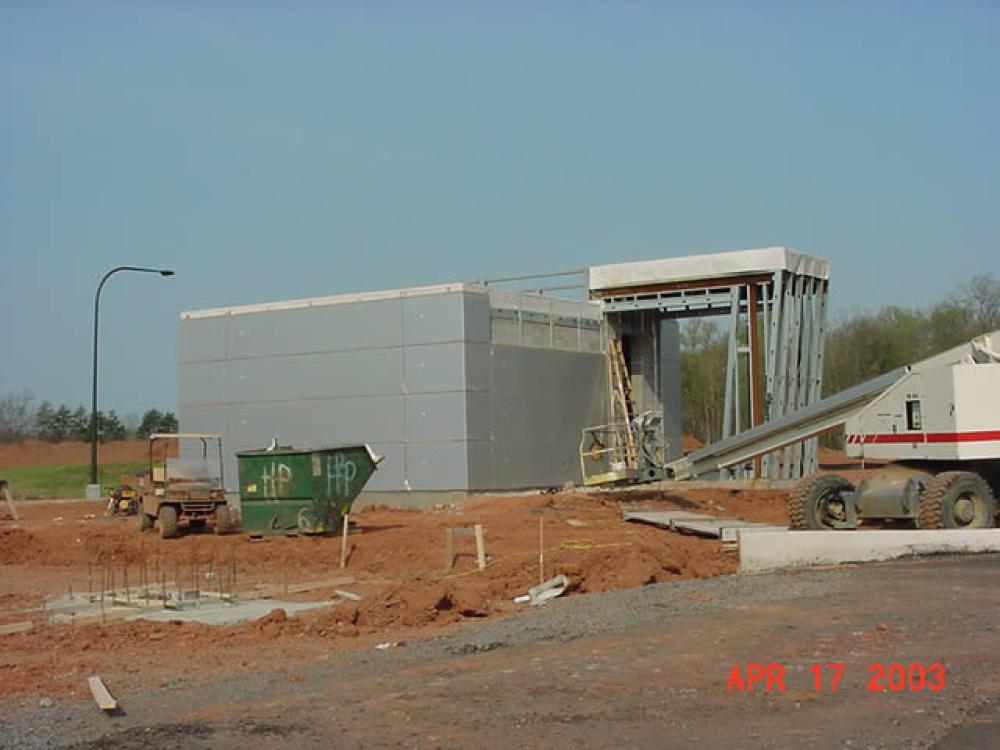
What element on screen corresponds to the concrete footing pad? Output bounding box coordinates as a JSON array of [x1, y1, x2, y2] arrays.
[[133, 599, 335, 625], [738, 529, 1000, 574]]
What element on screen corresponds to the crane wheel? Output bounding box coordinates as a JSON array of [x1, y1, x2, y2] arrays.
[[159, 506, 178, 539], [788, 474, 855, 530], [917, 471, 996, 529], [138, 513, 154, 532]]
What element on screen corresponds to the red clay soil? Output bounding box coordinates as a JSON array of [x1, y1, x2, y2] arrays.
[[681, 434, 704, 453], [0, 487, 791, 701], [0, 439, 151, 468]]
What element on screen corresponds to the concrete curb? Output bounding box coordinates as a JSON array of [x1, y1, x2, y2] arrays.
[[738, 528, 1000, 574]]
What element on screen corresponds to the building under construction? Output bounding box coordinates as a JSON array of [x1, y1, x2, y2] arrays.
[[178, 246, 830, 495]]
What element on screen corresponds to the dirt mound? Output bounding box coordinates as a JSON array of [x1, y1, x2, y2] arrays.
[[0, 439, 154, 469], [561, 536, 731, 591], [0, 527, 45, 565], [351, 580, 495, 629]]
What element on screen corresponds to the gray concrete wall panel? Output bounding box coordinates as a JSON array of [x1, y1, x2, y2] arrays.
[[357, 443, 405, 492], [402, 293, 464, 345], [465, 439, 494, 490], [483, 347, 604, 489], [178, 406, 229, 438], [226, 348, 403, 403], [179, 316, 228, 363], [404, 392, 467, 442], [178, 361, 227, 406], [403, 343, 466, 393], [464, 392, 492, 442], [226, 298, 402, 358], [230, 397, 405, 447], [463, 343, 492, 393], [404, 441, 468, 490], [463, 292, 492, 344]]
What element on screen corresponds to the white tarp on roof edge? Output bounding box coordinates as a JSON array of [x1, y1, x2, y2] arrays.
[[587, 246, 831, 292]]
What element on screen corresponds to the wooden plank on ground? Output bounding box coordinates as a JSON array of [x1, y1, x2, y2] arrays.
[[340, 514, 350, 569], [0, 620, 34, 635], [474, 524, 486, 570], [87, 675, 118, 711]]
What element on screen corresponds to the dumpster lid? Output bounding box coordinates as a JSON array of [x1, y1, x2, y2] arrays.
[[236, 443, 384, 466]]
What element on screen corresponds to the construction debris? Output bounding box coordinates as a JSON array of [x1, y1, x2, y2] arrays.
[[87, 675, 117, 712], [622, 509, 784, 540], [515, 574, 570, 606]]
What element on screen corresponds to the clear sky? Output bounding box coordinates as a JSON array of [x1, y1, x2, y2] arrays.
[[1, 1, 998, 417]]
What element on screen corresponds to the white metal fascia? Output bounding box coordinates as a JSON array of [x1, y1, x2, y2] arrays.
[[588, 247, 831, 292], [180, 283, 481, 320]]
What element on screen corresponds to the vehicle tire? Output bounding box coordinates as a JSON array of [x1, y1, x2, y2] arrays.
[[159, 505, 178, 539], [917, 471, 996, 529], [788, 474, 855, 530], [214, 504, 232, 535], [138, 513, 154, 532]]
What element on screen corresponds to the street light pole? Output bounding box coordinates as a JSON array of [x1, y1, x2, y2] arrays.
[[88, 266, 174, 498]]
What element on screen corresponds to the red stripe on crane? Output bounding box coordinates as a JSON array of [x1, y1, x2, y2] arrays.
[[845, 430, 1000, 444]]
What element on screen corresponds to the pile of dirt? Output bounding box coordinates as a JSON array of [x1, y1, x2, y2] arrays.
[[0, 439, 152, 469], [560, 536, 732, 591], [351, 579, 495, 629], [0, 527, 46, 565]]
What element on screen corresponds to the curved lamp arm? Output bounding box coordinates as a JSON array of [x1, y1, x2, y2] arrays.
[[89, 266, 174, 487]]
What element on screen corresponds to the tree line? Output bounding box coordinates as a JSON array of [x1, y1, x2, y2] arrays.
[[681, 273, 999, 447], [0, 394, 177, 444]]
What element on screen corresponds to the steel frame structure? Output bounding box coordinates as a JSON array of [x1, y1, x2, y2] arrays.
[[591, 249, 830, 481]]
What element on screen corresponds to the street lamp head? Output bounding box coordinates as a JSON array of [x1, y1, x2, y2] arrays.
[[159, 269, 175, 277]]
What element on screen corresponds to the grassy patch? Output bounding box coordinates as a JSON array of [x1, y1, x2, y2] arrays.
[[1, 462, 148, 499]]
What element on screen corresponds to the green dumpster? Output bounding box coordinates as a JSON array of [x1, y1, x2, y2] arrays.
[[236, 444, 383, 535]]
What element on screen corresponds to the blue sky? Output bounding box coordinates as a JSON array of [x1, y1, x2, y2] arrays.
[[1, 1, 998, 417]]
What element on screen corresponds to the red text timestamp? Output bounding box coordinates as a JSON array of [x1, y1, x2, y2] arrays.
[[726, 662, 947, 693]]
